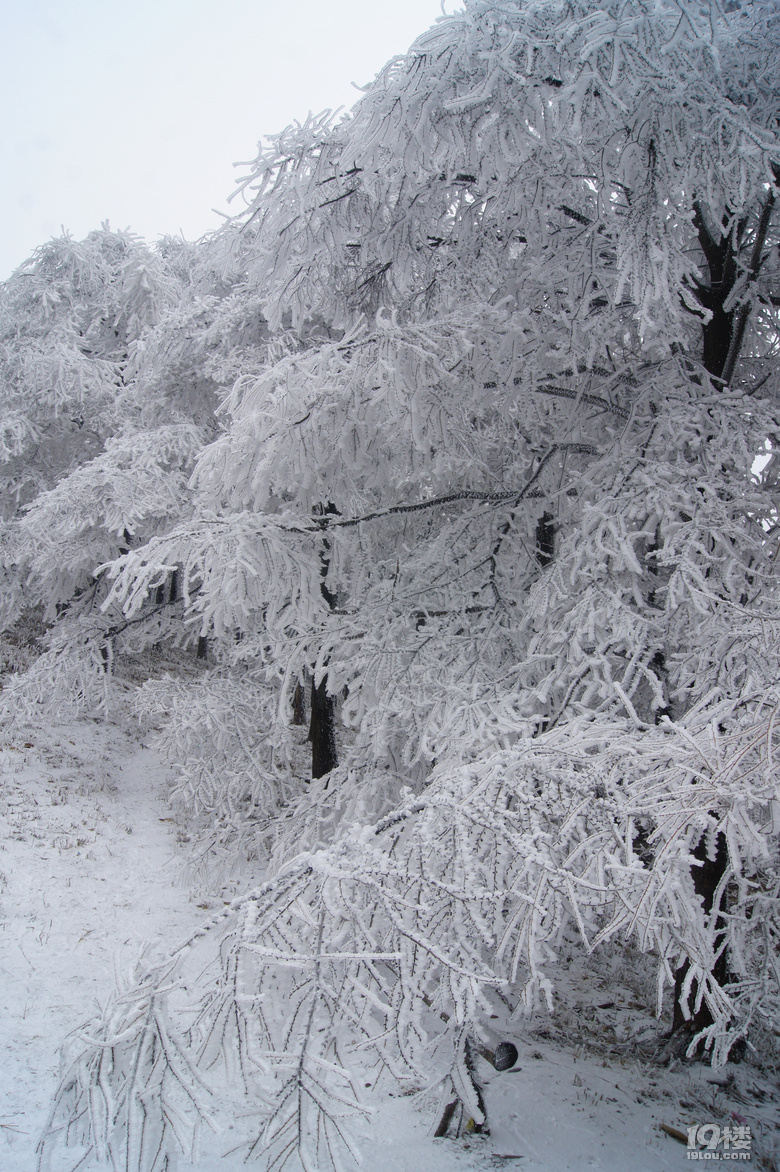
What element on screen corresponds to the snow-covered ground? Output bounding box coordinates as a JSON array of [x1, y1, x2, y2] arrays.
[[1, 712, 778, 1171], [0, 717, 206, 1169]]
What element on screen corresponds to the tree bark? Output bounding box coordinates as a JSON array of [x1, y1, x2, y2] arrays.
[[292, 679, 306, 726], [692, 201, 742, 381], [534, 510, 555, 567], [309, 674, 338, 779], [671, 830, 730, 1040], [307, 503, 339, 781]]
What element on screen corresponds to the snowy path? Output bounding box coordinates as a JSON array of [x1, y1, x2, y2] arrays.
[[0, 721, 494, 1172], [0, 718, 205, 1170]]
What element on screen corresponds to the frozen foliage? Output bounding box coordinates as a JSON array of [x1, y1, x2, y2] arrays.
[[135, 667, 298, 880], [0, 228, 182, 641], [18, 0, 780, 1169], [40, 701, 780, 1171], [0, 232, 238, 703]]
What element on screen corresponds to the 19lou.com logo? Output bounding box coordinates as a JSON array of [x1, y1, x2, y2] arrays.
[[687, 1124, 752, 1161]]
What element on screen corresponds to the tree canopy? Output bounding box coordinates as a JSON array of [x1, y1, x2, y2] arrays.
[[2, 2, 779, 1170]]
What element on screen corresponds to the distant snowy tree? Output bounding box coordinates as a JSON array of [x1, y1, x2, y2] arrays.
[[0, 228, 180, 663], [0, 227, 175, 509], [0, 231, 247, 702], [37, 1, 780, 1169]]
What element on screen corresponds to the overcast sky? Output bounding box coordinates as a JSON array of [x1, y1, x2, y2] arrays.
[[0, 0, 448, 280]]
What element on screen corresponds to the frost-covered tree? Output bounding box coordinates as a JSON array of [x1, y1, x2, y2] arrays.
[[40, 1, 780, 1169], [0, 228, 186, 696], [0, 228, 182, 671], [0, 227, 165, 502], [0, 231, 255, 702]]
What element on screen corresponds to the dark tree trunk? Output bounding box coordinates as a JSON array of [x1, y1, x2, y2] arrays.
[[306, 503, 340, 781], [292, 679, 306, 726], [692, 202, 742, 382], [156, 567, 179, 607], [669, 196, 773, 1044], [671, 830, 730, 1039], [666, 207, 738, 1043], [309, 674, 338, 779], [534, 511, 555, 568], [196, 635, 208, 660]]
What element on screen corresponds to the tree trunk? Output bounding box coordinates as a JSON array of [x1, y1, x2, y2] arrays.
[[99, 640, 113, 675], [669, 196, 773, 1045], [534, 510, 555, 567], [292, 679, 306, 726], [309, 675, 338, 779], [306, 503, 339, 781], [671, 830, 730, 1040]]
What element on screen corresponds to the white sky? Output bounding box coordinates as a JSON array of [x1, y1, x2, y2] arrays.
[[0, 0, 449, 280]]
